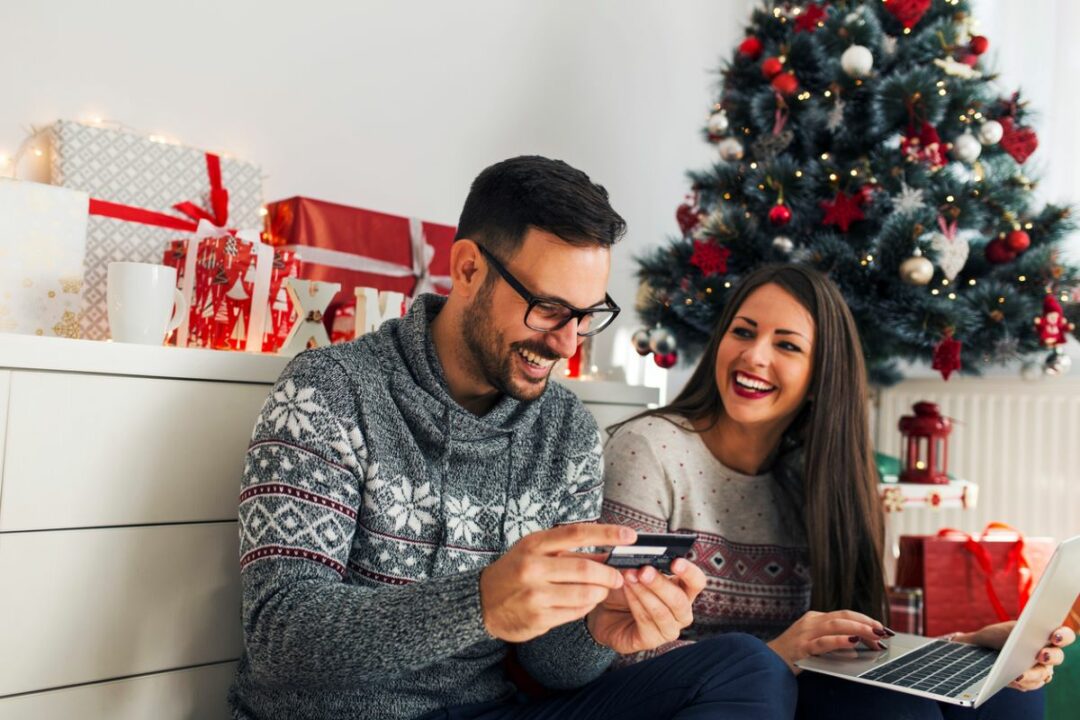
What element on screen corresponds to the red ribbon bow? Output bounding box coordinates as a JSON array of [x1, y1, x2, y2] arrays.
[[88, 152, 230, 232], [936, 522, 1033, 623]]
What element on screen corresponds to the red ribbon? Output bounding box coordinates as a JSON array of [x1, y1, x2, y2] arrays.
[[88, 152, 229, 232], [936, 522, 1033, 622]]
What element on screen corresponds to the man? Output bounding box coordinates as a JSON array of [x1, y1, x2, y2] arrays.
[[229, 156, 795, 720]]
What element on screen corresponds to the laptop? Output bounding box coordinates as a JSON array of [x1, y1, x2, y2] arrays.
[[795, 535, 1080, 708]]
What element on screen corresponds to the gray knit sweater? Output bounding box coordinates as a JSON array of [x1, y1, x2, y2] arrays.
[[229, 294, 614, 720]]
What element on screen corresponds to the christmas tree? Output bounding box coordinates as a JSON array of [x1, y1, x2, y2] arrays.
[[634, 0, 1079, 385]]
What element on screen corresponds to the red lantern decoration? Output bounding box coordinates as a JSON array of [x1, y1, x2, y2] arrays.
[[898, 401, 953, 485]]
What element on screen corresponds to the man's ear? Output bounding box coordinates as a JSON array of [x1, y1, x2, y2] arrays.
[[450, 239, 485, 298]]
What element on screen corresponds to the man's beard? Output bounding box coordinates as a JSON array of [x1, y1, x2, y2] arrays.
[[463, 291, 560, 403]]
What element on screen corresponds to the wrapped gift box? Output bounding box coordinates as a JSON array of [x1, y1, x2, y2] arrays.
[[0, 179, 89, 338], [36, 120, 263, 340], [263, 196, 454, 324], [896, 526, 1055, 636]]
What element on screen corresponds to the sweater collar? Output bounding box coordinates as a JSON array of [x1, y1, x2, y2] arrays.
[[394, 293, 544, 432]]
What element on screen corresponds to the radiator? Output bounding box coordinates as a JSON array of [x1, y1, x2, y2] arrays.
[[874, 376, 1080, 546]]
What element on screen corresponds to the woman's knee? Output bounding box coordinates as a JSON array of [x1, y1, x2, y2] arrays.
[[696, 634, 797, 698]]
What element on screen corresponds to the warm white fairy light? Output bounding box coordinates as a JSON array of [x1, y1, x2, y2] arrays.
[[938, 88, 947, 96], [750, 162, 758, 169], [931, 288, 940, 295], [829, 173, 839, 181], [998, 296, 1006, 303], [259, 206, 269, 217], [942, 278, 950, 285], [946, 195, 955, 203], [795, 170, 803, 178], [968, 279, 977, 286], [948, 293, 957, 300], [723, 192, 732, 200], [850, 169, 858, 177], [1019, 275, 1027, 282], [820, 153, 830, 160], [1024, 222, 1034, 229], [824, 90, 833, 98], [724, 281, 732, 288]]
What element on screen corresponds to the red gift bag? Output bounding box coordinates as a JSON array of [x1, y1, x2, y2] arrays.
[[896, 523, 1055, 637]]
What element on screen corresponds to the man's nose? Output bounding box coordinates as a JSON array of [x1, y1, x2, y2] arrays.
[[547, 318, 582, 359]]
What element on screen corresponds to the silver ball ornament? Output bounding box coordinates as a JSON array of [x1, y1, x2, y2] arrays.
[[1044, 348, 1072, 376], [772, 235, 795, 254], [648, 327, 678, 356], [899, 248, 934, 286], [840, 45, 874, 78], [952, 132, 982, 164], [718, 137, 744, 162], [631, 328, 653, 356], [707, 110, 730, 136], [977, 120, 1003, 146]]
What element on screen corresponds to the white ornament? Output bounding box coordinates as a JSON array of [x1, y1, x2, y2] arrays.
[[707, 110, 730, 136], [933, 57, 982, 79], [952, 132, 982, 164], [718, 137, 744, 162], [772, 236, 795, 254], [826, 98, 846, 132], [841, 45, 874, 78], [977, 120, 1003, 146], [893, 181, 926, 214], [930, 231, 970, 282]]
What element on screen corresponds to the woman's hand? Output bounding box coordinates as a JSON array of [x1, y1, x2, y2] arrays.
[[766, 610, 891, 674], [952, 621, 1075, 691]]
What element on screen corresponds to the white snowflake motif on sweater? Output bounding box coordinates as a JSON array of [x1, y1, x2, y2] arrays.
[[384, 477, 439, 534], [445, 495, 483, 544], [505, 490, 545, 545], [267, 379, 323, 440]]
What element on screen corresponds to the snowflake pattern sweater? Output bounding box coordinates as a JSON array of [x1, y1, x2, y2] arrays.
[[229, 294, 614, 720]]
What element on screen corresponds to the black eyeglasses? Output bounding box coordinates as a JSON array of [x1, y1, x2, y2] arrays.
[[477, 245, 620, 337]]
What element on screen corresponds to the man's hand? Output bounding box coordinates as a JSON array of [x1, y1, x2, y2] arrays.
[[952, 621, 1076, 691], [479, 524, 634, 643], [766, 610, 891, 674], [585, 558, 707, 655]]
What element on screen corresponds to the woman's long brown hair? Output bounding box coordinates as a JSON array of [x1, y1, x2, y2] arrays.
[[613, 264, 887, 619]]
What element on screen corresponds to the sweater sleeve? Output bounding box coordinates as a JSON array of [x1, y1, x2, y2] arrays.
[[238, 351, 492, 687], [599, 423, 673, 534], [515, 400, 616, 688]]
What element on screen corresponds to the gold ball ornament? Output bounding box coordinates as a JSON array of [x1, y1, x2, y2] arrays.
[[900, 249, 934, 286]]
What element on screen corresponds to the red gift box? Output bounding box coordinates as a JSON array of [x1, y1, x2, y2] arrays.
[[263, 197, 454, 321], [896, 523, 1055, 637]]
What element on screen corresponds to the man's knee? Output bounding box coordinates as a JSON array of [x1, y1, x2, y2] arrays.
[[696, 634, 797, 711]]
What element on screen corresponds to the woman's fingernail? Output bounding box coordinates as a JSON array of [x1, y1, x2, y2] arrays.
[[877, 641, 889, 651], [1016, 675, 1025, 682], [873, 628, 887, 637], [849, 636, 860, 643], [1054, 632, 1063, 643], [883, 627, 897, 637], [1042, 652, 1051, 662]]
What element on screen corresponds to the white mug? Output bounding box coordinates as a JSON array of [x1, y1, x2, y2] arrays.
[[107, 262, 188, 345]]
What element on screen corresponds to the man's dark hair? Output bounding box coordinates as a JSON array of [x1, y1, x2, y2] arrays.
[[454, 156, 626, 259]]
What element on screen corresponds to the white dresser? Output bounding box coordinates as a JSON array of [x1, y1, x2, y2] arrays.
[[0, 335, 657, 719]]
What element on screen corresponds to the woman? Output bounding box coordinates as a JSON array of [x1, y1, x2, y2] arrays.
[[601, 264, 1072, 719]]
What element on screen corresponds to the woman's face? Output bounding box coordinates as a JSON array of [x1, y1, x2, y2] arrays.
[[714, 282, 815, 432]]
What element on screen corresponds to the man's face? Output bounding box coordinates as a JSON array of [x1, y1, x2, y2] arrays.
[[463, 228, 611, 402]]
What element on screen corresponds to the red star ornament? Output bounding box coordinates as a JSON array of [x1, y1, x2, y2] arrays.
[[932, 329, 962, 381], [883, 0, 931, 29], [689, 240, 731, 276], [819, 191, 865, 233], [794, 2, 827, 32]]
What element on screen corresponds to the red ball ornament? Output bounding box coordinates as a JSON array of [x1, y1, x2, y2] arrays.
[[985, 238, 1017, 264], [654, 352, 678, 369], [771, 72, 799, 96], [768, 203, 793, 226], [761, 57, 784, 79], [969, 35, 990, 55], [1005, 229, 1031, 253], [959, 53, 979, 68], [738, 36, 764, 60]]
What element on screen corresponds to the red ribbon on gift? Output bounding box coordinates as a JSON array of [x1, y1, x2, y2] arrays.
[[936, 522, 1034, 623], [88, 152, 230, 232]]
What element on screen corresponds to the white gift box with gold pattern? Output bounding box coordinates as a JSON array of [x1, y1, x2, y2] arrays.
[[0, 179, 89, 338]]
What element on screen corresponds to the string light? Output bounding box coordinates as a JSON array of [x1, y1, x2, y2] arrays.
[[938, 88, 947, 96], [259, 206, 269, 217], [942, 278, 950, 286], [998, 297, 1006, 304], [850, 169, 858, 177], [936, 81, 946, 88], [904, 28, 912, 35], [824, 90, 833, 98], [685, 298, 693, 305], [948, 293, 957, 300], [705, 287, 713, 294], [946, 195, 955, 203], [724, 281, 732, 288], [1018, 275, 1027, 282], [723, 192, 732, 200], [795, 170, 803, 178], [1024, 222, 1034, 229], [829, 173, 838, 181], [750, 162, 758, 169], [968, 279, 977, 286], [931, 289, 940, 295], [820, 152, 830, 160]]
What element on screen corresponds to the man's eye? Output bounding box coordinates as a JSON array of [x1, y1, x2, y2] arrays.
[[534, 303, 567, 320]]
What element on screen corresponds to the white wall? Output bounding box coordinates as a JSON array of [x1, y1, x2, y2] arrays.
[[0, 0, 753, 385]]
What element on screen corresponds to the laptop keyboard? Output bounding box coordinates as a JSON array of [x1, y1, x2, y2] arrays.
[[859, 640, 999, 698]]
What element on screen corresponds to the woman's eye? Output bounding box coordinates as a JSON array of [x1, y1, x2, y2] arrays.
[[732, 327, 753, 338], [778, 341, 802, 352]]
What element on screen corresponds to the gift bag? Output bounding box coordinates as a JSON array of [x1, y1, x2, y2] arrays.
[[0, 179, 88, 338], [896, 523, 1055, 636], [887, 586, 924, 636]]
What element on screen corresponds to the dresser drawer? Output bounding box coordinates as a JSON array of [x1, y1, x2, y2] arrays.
[[0, 661, 235, 720], [0, 370, 270, 531], [0, 523, 241, 696]]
